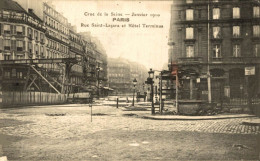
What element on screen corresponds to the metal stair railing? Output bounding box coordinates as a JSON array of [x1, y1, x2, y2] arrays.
[[30, 65, 61, 94]]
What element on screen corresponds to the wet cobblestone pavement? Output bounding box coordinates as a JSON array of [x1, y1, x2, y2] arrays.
[[0, 105, 259, 138], [0, 104, 259, 160]]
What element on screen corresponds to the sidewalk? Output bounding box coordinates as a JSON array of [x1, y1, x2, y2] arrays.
[[120, 104, 258, 121], [242, 118, 260, 126], [138, 113, 257, 121]]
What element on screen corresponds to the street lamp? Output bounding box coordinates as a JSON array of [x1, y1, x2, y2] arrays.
[[148, 68, 155, 114], [96, 67, 100, 99], [132, 78, 137, 106]]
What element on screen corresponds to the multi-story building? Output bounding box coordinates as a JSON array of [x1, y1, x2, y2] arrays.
[[108, 58, 147, 94], [108, 58, 131, 94], [129, 62, 147, 92], [0, 0, 46, 91], [80, 32, 108, 97], [0, 0, 108, 97], [168, 0, 260, 103], [68, 25, 84, 93]]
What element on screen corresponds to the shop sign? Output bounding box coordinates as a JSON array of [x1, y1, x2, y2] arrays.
[[245, 66, 255, 75]]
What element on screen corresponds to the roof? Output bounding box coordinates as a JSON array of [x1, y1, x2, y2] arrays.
[[28, 9, 43, 22], [0, 0, 26, 13]]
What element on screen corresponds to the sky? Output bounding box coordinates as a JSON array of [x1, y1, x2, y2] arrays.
[[53, 0, 172, 70]]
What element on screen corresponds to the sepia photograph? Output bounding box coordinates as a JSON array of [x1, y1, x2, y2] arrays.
[[0, 0, 259, 160]]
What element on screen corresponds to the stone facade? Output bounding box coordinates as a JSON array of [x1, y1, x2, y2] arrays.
[[168, 0, 260, 103]]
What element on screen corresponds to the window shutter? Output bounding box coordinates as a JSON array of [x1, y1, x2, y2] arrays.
[[27, 27, 29, 37], [22, 26, 25, 35], [13, 25, 16, 34], [11, 40, 16, 51], [0, 39, 3, 51], [10, 25, 13, 34], [23, 41, 25, 51]]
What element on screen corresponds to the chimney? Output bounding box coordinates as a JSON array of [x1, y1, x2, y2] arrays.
[[28, 8, 33, 13]]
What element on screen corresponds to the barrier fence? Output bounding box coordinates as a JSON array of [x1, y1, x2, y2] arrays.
[[0, 91, 67, 107]]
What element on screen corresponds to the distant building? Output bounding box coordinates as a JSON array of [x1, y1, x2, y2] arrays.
[[168, 0, 260, 103], [80, 32, 108, 97], [108, 58, 147, 94]]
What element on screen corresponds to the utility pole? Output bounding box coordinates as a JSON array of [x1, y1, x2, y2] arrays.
[[176, 70, 179, 113], [207, 0, 212, 103], [151, 80, 155, 114], [159, 72, 163, 113]]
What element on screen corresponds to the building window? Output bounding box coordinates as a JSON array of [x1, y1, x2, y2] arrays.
[[4, 39, 11, 50], [4, 71, 10, 78], [212, 44, 221, 58], [4, 54, 10, 60], [253, 25, 260, 37], [35, 30, 38, 41], [35, 45, 39, 55], [40, 33, 44, 43], [3, 11, 10, 18], [28, 28, 32, 38], [28, 42, 32, 53], [16, 40, 23, 51], [46, 16, 49, 24], [233, 7, 240, 19], [233, 26, 240, 37], [16, 26, 23, 35], [40, 46, 44, 56], [3, 25, 11, 34], [254, 44, 260, 57], [16, 55, 23, 60], [198, 9, 201, 19], [11, 69, 16, 77], [233, 45, 240, 57], [186, 0, 193, 3], [213, 27, 221, 38], [253, 6, 260, 18], [17, 71, 23, 79], [213, 8, 220, 19], [186, 27, 194, 39], [178, 10, 182, 20], [186, 45, 194, 57], [186, 9, 194, 20]]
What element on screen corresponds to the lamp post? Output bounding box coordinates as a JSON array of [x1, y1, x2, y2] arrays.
[[96, 67, 100, 99], [132, 78, 137, 106], [148, 68, 155, 114]]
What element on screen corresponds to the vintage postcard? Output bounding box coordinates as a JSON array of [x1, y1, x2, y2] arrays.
[[0, 0, 259, 160]]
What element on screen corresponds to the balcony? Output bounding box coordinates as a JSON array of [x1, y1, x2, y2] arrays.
[[177, 57, 203, 65], [0, 13, 46, 32], [226, 56, 260, 64]]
